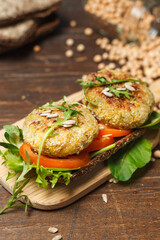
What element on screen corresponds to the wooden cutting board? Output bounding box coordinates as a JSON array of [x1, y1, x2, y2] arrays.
[[0, 91, 159, 210]]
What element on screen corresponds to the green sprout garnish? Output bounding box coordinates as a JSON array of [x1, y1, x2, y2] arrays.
[[108, 86, 135, 99], [78, 77, 145, 104]]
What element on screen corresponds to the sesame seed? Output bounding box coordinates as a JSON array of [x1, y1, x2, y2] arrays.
[[102, 87, 109, 92], [109, 178, 119, 183], [99, 126, 104, 130], [102, 194, 108, 203], [102, 134, 112, 137], [47, 113, 59, 118], [63, 120, 76, 125], [116, 87, 126, 91], [52, 235, 62, 240], [48, 227, 58, 234], [40, 113, 49, 117], [63, 124, 73, 128], [43, 110, 51, 113], [102, 91, 113, 97], [125, 82, 135, 91]]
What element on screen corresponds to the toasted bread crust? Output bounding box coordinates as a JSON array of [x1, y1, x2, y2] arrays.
[[59, 128, 146, 183]]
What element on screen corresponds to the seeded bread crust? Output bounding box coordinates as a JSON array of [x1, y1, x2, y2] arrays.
[[59, 128, 146, 183]]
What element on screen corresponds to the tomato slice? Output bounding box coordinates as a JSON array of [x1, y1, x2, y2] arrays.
[[84, 135, 114, 152], [19, 142, 90, 169], [97, 124, 132, 138]]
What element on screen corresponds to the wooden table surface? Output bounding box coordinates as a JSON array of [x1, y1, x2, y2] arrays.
[[0, 0, 160, 239]]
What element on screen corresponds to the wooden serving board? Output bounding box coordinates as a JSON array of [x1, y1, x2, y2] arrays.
[[0, 91, 159, 210]]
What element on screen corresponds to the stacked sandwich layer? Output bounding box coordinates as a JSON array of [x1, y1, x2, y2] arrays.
[[0, 0, 62, 53]]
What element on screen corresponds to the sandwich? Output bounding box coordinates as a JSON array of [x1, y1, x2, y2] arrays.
[[0, 69, 159, 214]]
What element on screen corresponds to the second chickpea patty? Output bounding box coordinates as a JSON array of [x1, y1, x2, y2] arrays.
[[82, 70, 155, 129]]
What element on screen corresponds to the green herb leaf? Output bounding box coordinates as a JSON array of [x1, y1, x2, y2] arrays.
[[91, 143, 116, 158], [138, 111, 160, 129], [108, 137, 152, 181], [108, 86, 135, 99], [0, 178, 31, 215], [0, 142, 19, 151], [3, 149, 23, 174], [3, 125, 23, 147], [83, 89, 98, 106]]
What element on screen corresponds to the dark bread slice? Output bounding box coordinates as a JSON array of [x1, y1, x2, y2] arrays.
[[0, 14, 59, 53], [58, 128, 146, 183], [0, 0, 62, 27], [0, 19, 38, 47]]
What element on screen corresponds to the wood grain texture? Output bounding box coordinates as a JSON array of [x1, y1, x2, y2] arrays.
[[0, 0, 160, 239]]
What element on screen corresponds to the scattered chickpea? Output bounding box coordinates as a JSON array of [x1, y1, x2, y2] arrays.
[[84, 27, 93, 36], [108, 62, 116, 69], [21, 95, 26, 100], [77, 44, 85, 52], [153, 150, 160, 158], [70, 20, 77, 27], [65, 49, 74, 58], [33, 45, 41, 53], [82, 74, 88, 80], [95, 38, 102, 45], [97, 62, 105, 70], [101, 52, 108, 60], [66, 38, 74, 47], [93, 54, 102, 63], [119, 59, 126, 65]]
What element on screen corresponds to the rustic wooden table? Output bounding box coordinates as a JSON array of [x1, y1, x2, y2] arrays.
[[0, 0, 160, 239]]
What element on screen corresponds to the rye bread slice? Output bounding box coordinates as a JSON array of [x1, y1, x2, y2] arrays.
[[0, 0, 62, 26], [59, 128, 146, 183], [0, 14, 59, 54], [0, 19, 38, 47]]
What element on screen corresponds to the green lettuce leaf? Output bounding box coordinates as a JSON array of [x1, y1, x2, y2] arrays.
[[3, 125, 23, 147], [138, 111, 160, 129], [35, 166, 72, 189], [108, 137, 152, 181]]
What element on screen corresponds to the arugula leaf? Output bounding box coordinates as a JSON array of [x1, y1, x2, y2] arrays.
[[108, 137, 152, 181], [138, 111, 160, 129], [78, 77, 146, 90], [83, 89, 98, 106], [108, 86, 135, 99], [0, 178, 31, 215], [91, 143, 116, 158], [17, 150, 33, 182]]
